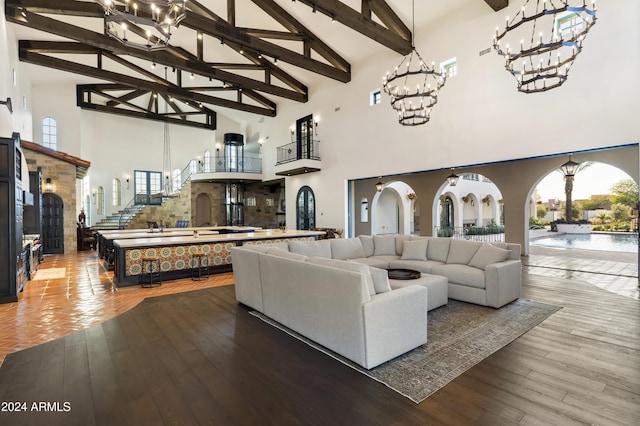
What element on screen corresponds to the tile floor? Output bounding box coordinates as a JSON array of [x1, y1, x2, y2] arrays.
[[0, 251, 233, 366]]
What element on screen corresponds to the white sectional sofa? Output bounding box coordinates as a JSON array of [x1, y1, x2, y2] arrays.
[[231, 234, 522, 368], [231, 245, 428, 369]]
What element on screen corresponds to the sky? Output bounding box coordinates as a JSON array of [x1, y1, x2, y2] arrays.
[[535, 163, 632, 201]]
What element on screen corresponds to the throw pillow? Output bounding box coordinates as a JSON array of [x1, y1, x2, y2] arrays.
[[306, 257, 376, 296], [401, 238, 428, 261], [468, 243, 511, 270], [369, 266, 392, 294], [373, 235, 397, 256]]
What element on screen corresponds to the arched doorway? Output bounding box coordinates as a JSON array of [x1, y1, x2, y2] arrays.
[[296, 186, 315, 230], [43, 192, 64, 254], [440, 195, 454, 229], [371, 181, 416, 235], [195, 193, 211, 226]]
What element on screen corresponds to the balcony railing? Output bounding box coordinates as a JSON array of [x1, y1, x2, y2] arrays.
[[433, 226, 505, 243], [209, 153, 262, 173], [276, 140, 320, 164]]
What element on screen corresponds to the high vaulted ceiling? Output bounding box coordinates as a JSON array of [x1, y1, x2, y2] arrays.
[[5, 1, 507, 128]]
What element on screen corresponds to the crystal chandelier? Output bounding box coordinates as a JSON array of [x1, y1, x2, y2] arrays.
[[382, 0, 446, 126], [493, 0, 597, 93], [97, 0, 187, 51]]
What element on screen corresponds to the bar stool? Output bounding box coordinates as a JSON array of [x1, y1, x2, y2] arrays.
[[191, 252, 209, 281], [140, 256, 162, 287]]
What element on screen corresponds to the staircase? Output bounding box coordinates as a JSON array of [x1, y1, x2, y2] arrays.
[[92, 205, 145, 230]]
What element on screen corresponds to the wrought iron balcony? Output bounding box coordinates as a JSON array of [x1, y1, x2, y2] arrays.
[[275, 140, 322, 176]]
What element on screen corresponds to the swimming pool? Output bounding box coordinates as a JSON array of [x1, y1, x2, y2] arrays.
[[530, 233, 638, 253]]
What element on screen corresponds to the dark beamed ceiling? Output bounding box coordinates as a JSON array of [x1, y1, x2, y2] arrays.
[[5, 0, 507, 130]]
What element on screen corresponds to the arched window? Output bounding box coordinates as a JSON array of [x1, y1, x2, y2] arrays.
[[42, 117, 57, 150], [189, 159, 197, 175], [204, 150, 211, 172], [97, 186, 105, 215], [112, 178, 122, 206], [172, 168, 181, 191]]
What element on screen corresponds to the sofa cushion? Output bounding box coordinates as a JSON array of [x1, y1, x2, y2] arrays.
[[266, 248, 307, 261], [468, 243, 511, 270], [388, 259, 443, 273], [331, 238, 366, 260], [358, 235, 375, 257], [306, 257, 376, 296], [351, 257, 393, 269], [431, 264, 486, 289], [369, 266, 392, 294], [446, 240, 483, 265], [289, 239, 332, 258], [373, 235, 397, 256], [401, 238, 428, 261], [426, 237, 451, 262]]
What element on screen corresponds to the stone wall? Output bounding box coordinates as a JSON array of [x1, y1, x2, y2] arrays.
[[127, 180, 192, 229], [23, 149, 78, 254]]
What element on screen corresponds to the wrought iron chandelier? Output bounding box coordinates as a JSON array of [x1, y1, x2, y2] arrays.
[[382, 0, 446, 126], [97, 0, 187, 51], [493, 0, 597, 93]]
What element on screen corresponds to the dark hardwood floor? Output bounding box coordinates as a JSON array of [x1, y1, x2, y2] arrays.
[[0, 270, 638, 425]]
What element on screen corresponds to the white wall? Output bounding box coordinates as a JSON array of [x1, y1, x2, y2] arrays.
[[254, 0, 640, 231], [0, 5, 32, 139]]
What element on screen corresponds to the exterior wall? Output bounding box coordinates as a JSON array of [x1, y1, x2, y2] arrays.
[[23, 149, 77, 254]]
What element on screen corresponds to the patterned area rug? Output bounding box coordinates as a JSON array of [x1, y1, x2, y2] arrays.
[[250, 298, 561, 403]]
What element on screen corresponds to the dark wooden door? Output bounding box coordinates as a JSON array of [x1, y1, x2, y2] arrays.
[[43, 193, 64, 254], [296, 186, 315, 230]]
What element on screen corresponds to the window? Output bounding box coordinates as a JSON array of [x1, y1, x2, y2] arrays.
[[112, 178, 122, 206], [97, 186, 105, 215], [463, 173, 479, 181], [440, 57, 457, 79], [172, 168, 181, 191], [370, 89, 382, 106], [189, 159, 197, 175], [42, 117, 57, 150], [556, 12, 585, 39], [204, 150, 211, 172]]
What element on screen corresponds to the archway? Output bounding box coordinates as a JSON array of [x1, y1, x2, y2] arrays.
[[43, 192, 64, 254], [296, 186, 315, 230], [195, 193, 211, 226], [371, 181, 416, 235]]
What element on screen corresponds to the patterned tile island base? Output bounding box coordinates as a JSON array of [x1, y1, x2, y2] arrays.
[[113, 232, 320, 287]]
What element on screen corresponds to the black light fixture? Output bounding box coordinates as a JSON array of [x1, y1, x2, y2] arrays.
[[381, 0, 446, 126], [560, 155, 579, 177], [375, 178, 384, 192], [447, 169, 459, 186], [0, 97, 12, 114], [493, 0, 597, 93], [44, 177, 53, 192]]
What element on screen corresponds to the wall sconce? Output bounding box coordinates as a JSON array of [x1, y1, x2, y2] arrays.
[[215, 142, 221, 153], [44, 177, 53, 192], [125, 176, 130, 189], [313, 116, 320, 136], [375, 178, 384, 192], [290, 125, 296, 142], [0, 97, 12, 114], [92, 190, 97, 204]]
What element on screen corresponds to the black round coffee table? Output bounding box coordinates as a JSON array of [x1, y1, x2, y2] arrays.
[[387, 268, 421, 280]]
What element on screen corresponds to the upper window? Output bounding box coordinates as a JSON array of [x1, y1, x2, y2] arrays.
[[42, 117, 57, 150], [440, 57, 457, 79], [172, 168, 181, 191], [370, 89, 382, 106], [556, 12, 585, 39], [204, 150, 211, 172], [112, 178, 122, 206]]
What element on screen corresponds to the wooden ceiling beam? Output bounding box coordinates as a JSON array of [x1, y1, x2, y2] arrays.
[[279, 0, 412, 55], [23, 49, 276, 116], [483, 0, 509, 12], [105, 89, 147, 107]]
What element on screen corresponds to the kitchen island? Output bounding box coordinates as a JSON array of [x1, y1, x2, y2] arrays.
[[112, 229, 324, 287]]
